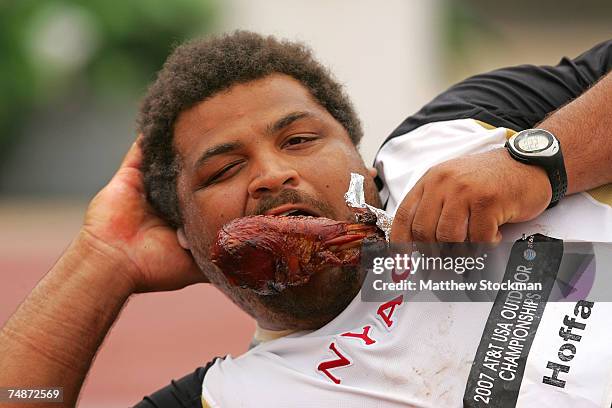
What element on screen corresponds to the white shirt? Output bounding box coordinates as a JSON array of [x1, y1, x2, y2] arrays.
[[201, 119, 612, 407]]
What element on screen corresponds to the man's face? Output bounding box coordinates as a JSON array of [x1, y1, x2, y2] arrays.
[[173, 74, 381, 330]]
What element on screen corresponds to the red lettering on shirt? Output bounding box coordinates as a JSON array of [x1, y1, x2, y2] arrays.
[[341, 325, 376, 346], [340, 325, 376, 345], [376, 295, 404, 328], [317, 342, 351, 384]]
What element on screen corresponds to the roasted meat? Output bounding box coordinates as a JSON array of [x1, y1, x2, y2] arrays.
[[210, 215, 384, 295]]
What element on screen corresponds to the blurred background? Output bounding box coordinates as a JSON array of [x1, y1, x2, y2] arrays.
[[0, 0, 610, 406]]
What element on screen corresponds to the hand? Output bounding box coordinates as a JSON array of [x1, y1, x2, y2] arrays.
[[79, 136, 207, 293], [390, 148, 552, 244]]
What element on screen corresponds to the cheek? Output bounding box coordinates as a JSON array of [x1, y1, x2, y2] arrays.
[[182, 190, 245, 250], [308, 141, 372, 213], [311, 140, 363, 179]]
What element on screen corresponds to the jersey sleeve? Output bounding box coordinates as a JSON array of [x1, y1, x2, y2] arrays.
[[385, 39, 612, 141], [132, 359, 219, 408]]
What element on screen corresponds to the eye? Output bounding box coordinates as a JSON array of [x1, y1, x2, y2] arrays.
[[205, 160, 244, 186], [282, 135, 317, 148]]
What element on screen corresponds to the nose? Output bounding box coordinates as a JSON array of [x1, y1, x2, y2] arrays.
[[247, 157, 300, 199]]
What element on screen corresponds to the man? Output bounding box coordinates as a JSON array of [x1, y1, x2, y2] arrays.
[[0, 31, 611, 407]]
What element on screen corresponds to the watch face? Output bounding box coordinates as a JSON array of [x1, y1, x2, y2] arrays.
[[515, 130, 552, 153]]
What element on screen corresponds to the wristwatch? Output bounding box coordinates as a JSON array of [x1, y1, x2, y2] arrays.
[[505, 128, 567, 209]]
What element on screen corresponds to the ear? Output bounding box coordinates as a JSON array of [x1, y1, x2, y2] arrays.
[[177, 228, 191, 250], [367, 167, 378, 178]]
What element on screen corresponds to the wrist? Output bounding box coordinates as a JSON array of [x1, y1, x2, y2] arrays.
[[63, 229, 139, 299], [497, 147, 552, 216]]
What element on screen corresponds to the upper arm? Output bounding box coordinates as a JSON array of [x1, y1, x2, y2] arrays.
[[386, 39, 612, 139]]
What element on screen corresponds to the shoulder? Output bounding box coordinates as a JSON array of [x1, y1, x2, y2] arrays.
[[132, 358, 221, 408]]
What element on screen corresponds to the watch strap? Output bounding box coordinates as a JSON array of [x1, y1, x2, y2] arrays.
[[545, 146, 567, 209]]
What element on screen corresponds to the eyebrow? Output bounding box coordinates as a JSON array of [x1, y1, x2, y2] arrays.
[[193, 111, 314, 171], [267, 111, 312, 134], [193, 141, 244, 171]]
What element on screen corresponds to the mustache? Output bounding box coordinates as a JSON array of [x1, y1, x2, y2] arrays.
[[252, 189, 335, 218]]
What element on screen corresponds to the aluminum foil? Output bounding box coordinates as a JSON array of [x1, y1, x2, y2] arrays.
[[344, 172, 394, 241]]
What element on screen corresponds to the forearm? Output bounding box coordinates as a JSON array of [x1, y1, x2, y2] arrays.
[[0, 230, 136, 407], [538, 71, 612, 195]]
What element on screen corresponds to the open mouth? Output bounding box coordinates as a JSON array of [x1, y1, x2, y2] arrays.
[[264, 205, 321, 218], [275, 209, 316, 217]]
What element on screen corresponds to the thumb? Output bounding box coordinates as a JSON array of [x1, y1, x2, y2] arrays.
[[390, 183, 423, 244]]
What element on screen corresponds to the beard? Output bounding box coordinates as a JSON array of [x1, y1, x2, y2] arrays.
[[256, 264, 366, 330]]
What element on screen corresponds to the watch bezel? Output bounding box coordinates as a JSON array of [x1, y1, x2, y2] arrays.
[[508, 129, 559, 158]]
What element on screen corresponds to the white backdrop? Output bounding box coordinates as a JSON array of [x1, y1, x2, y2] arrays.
[[222, 0, 442, 164]]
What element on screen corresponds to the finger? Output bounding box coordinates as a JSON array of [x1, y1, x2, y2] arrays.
[[110, 135, 145, 195], [136, 260, 208, 293], [468, 209, 502, 243], [390, 183, 423, 244], [158, 255, 210, 289], [411, 187, 444, 243], [183, 258, 210, 285], [436, 200, 469, 242], [119, 134, 144, 170]]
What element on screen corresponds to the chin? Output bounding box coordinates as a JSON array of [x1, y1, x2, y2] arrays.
[[256, 265, 365, 331]]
